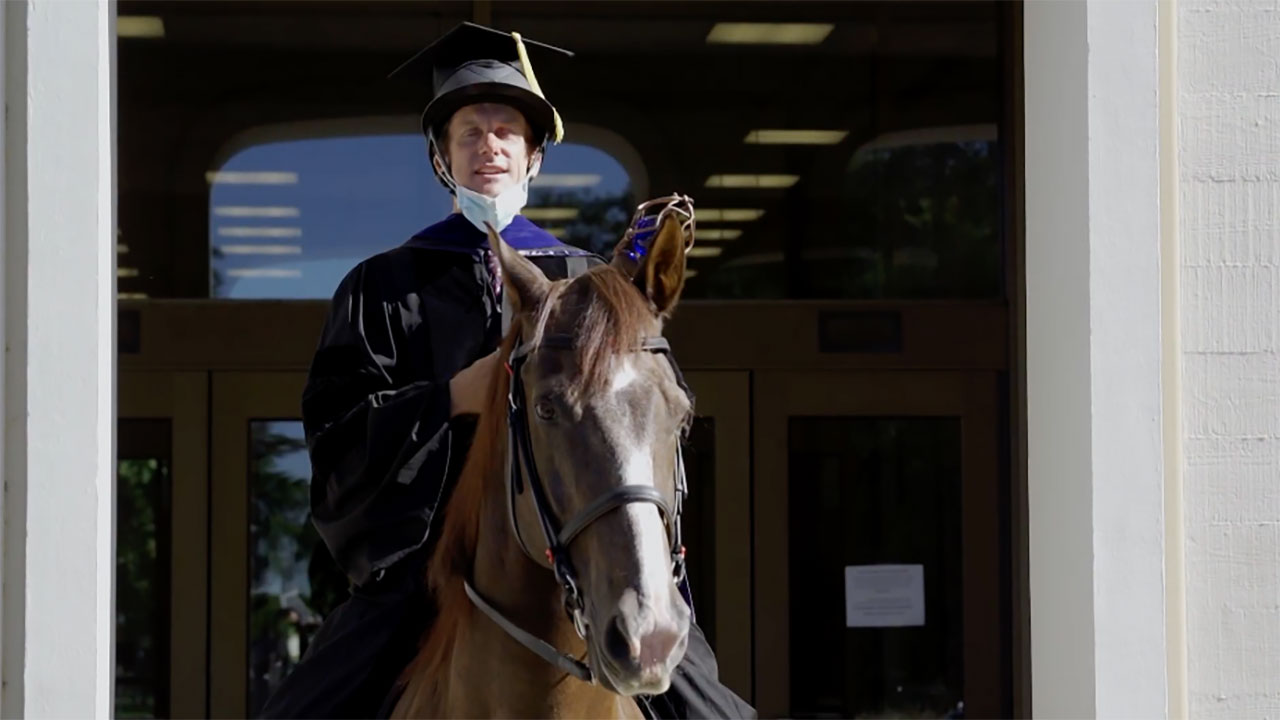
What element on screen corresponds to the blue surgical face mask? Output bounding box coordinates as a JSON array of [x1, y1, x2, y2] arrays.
[[454, 175, 530, 234], [431, 134, 539, 234]]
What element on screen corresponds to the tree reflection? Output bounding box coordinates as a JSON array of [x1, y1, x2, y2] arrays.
[[696, 139, 1000, 300], [833, 140, 999, 299], [116, 458, 170, 719], [529, 187, 634, 258], [248, 423, 348, 716]]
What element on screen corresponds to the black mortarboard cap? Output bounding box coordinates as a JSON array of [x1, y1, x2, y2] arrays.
[[389, 22, 573, 146]]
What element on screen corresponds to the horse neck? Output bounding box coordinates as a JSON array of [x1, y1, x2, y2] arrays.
[[435, 421, 634, 719]]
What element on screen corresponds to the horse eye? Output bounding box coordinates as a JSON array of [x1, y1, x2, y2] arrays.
[[534, 400, 557, 422]]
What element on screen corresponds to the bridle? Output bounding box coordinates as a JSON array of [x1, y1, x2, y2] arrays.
[[462, 331, 689, 685]]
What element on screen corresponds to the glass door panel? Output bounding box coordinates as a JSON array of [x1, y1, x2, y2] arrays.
[[754, 371, 1001, 719], [210, 372, 311, 719], [680, 371, 752, 701], [118, 371, 209, 719]]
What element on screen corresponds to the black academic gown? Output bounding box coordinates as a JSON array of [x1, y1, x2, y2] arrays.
[[259, 214, 755, 720]]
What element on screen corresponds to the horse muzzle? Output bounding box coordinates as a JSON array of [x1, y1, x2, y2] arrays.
[[593, 594, 691, 696]]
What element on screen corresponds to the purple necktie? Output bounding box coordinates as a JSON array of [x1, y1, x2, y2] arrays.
[[485, 248, 503, 299]]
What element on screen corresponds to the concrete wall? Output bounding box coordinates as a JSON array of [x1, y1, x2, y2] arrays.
[[1179, 0, 1280, 716]]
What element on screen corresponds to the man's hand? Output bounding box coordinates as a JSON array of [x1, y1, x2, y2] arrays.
[[449, 350, 501, 417]]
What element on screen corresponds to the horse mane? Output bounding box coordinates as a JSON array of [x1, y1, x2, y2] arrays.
[[399, 263, 659, 699], [567, 265, 660, 399]]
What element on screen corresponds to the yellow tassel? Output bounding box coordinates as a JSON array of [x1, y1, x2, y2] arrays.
[[511, 31, 565, 144]]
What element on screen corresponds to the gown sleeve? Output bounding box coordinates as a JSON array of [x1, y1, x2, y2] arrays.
[[301, 261, 461, 587]]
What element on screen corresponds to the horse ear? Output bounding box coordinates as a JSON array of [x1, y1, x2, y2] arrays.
[[633, 214, 687, 317], [486, 222, 550, 315]]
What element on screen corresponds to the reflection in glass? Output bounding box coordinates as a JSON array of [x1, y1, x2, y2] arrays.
[[834, 133, 999, 299], [247, 421, 348, 717], [788, 417, 963, 719], [126, 2, 1006, 301], [695, 133, 999, 301], [209, 136, 631, 299], [492, 1, 1002, 301], [116, 419, 172, 719]]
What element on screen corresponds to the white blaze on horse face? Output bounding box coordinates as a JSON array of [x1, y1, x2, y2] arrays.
[[610, 359, 641, 394], [608, 357, 677, 616], [624, 502, 676, 613]]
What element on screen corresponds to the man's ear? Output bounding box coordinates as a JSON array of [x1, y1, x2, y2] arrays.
[[431, 144, 452, 184], [486, 223, 550, 315], [527, 149, 543, 180]]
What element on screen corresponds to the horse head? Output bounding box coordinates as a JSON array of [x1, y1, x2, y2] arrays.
[[488, 212, 692, 695]]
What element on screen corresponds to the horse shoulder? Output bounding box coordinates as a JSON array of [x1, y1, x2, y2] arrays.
[[621, 697, 645, 720]]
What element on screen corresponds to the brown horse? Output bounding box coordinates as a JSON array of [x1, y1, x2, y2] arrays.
[[392, 215, 694, 719]]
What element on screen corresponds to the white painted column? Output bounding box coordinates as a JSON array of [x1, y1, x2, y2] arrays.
[[1024, 0, 1169, 717], [1, 1, 117, 717]]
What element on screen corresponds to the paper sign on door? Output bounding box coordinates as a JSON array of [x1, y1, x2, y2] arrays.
[[844, 564, 926, 628]]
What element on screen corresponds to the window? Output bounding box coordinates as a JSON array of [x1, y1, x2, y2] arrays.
[[208, 124, 636, 299], [493, 1, 1005, 300], [124, 1, 1007, 302]]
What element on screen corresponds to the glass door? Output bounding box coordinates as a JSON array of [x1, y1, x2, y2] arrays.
[[118, 371, 210, 719], [209, 372, 325, 719], [678, 371, 752, 701], [208, 369, 753, 716], [753, 371, 1002, 719]]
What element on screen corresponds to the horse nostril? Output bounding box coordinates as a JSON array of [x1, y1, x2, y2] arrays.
[[638, 626, 683, 669], [604, 615, 640, 668]]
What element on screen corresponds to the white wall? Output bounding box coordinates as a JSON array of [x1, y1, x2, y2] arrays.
[[1180, 0, 1280, 715]]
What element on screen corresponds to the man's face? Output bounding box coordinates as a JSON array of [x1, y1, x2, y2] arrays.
[[443, 103, 538, 198]]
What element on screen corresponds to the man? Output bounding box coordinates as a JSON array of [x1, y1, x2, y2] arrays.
[[259, 22, 754, 719]]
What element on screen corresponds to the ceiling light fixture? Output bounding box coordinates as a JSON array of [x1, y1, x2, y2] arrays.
[[705, 174, 799, 189], [118, 16, 165, 39], [530, 174, 603, 188], [217, 227, 303, 239], [214, 206, 301, 218], [206, 171, 299, 185], [744, 129, 849, 145], [697, 229, 743, 241], [697, 209, 765, 222], [522, 207, 580, 221], [706, 22, 834, 45], [227, 268, 303, 279], [218, 245, 304, 255]]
